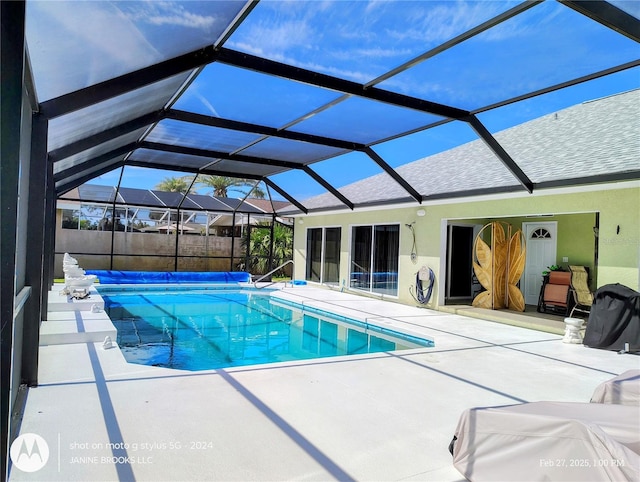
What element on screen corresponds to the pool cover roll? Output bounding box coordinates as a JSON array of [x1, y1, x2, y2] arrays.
[[85, 270, 251, 284]]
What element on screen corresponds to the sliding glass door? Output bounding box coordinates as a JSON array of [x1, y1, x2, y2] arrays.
[[350, 224, 399, 296], [306, 227, 341, 285]]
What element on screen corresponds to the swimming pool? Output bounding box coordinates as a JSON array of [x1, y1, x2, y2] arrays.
[[98, 286, 433, 371]]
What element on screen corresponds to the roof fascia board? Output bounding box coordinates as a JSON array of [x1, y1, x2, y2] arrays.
[[364, 147, 423, 203], [166, 109, 364, 151], [39, 47, 219, 119], [49, 111, 163, 162], [216, 47, 469, 120], [535, 171, 640, 189], [292, 179, 640, 218], [465, 115, 534, 193], [560, 0, 640, 43]]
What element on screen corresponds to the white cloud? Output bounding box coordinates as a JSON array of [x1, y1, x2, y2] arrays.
[[27, 1, 161, 99], [123, 1, 219, 30]]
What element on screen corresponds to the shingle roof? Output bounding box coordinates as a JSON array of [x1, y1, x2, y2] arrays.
[[294, 89, 640, 212]]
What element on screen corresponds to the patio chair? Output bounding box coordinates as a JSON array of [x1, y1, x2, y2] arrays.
[[569, 265, 593, 318], [537, 270, 573, 315]]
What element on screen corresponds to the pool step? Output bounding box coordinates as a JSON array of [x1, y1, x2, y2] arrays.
[[47, 284, 104, 312], [40, 310, 116, 346]]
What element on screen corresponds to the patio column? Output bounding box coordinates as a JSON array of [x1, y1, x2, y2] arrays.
[[1, 1, 26, 479], [22, 113, 49, 387]]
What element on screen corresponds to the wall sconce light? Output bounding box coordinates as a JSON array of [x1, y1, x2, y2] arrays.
[[416, 209, 426, 217], [298, 219, 304, 225]]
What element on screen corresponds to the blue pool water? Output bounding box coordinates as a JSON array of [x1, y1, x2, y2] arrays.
[[99, 287, 433, 371]]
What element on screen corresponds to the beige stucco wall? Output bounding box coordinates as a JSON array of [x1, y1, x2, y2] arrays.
[[54, 216, 242, 278], [292, 183, 640, 308]]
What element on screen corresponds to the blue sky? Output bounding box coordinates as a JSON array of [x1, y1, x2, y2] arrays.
[[27, 1, 640, 202]]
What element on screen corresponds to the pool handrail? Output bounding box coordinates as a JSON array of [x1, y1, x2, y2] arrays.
[[254, 260, 294, 289]]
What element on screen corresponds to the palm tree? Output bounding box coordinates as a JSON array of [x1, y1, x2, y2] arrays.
[[198, 176, 266, 199], [154, 176, 196, 194], [241, 221, 293, 276]]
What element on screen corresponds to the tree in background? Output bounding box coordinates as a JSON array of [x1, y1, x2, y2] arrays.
[[198, 176, 266, 199], [154, 176, 196, 194], [241, 221, 293, 277]]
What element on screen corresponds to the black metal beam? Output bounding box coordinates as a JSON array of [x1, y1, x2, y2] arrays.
[[127, 159, 264, 181], [472, 59, 640, 116], [140, 140, 304, 171], [366, 1, 544, 87], [127, 157, 313, 213], [49, 111, 163, 162], [214, 0, 260, 49], [43, 158, 56, 309], [166, 109, 364, 151], [560, 0, 640, 42], [55, 160, 126, 196], [262, 178, 308, 214], [52, 143, 137, 182], [22, 113, 48, 387], [39, 46, 220, 119], [216, 48, 470, 120], [364, 147, 423, 204], [302, 166, 354, 210], [465, 115, 534, 193]]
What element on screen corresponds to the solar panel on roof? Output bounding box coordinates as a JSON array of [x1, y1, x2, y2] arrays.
[[118, 187, 165, 207]]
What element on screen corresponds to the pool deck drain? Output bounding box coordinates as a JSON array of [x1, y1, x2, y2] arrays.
[[11, 285, 640, 481]]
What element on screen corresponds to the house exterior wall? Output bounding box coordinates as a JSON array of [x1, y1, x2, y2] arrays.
[[292, 183, 639, 308]]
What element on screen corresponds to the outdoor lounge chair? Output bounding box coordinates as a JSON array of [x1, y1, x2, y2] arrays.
[[450, 401, 640, 481], [569, 265, 593, 318], [537, 270, 573, 315]]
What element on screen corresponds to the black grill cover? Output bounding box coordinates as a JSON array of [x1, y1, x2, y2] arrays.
[[583, 283, 640, 351]]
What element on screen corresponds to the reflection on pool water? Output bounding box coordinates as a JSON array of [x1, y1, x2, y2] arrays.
[[99, 287, 433, 371]]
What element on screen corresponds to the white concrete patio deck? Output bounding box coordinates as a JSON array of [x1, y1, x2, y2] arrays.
[[10, 285, 639, 481]]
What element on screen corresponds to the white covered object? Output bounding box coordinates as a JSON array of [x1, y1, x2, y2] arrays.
[[63, 253, 78, 265], [591, 370, 640, 406], [64, 274, 97, 288], [63, 266, 86, 276], [451, 401, 639, 482]]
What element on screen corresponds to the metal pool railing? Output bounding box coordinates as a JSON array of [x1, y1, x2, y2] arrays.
[[254, 260, 294, 289]]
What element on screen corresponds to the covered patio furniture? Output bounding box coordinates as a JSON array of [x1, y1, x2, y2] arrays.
[[583, 283, 640, 351], [591, 369, 640, 406], [569, 265, 594, 318], [450, 401, 640, 482]]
